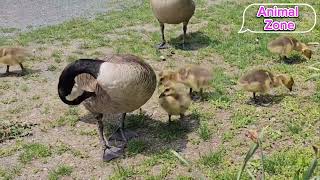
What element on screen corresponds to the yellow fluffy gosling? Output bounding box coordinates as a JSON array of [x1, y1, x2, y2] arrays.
[[0, 47, 30, 74], [238, 69, 294, 101], [159, 81, 191, 122], [159, 65, 212, 98], [268, 36, 312, 60]]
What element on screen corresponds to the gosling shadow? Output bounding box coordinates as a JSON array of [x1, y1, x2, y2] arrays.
[[0, 68, 41, 78], [246, 94, 292, 107], [169, 31, 214, 51], [282, 54, 306, 64], [127, 112, 200, 155]]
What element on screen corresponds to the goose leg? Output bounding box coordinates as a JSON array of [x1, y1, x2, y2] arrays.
[[180, 113, 184, 120], [157, 22, 168, 49], [182, 22, 188, 49], [96, 114, 123, 161], [108, 113, 138, 143], [253, 92, 258, 103]]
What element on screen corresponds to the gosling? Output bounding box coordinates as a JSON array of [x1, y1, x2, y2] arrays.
[[268, 36, 312, 60], [238, 69, 294, 102], [0, 47, 31, 75], [159, 65, 212, 99], [159, 81, 191, 122]]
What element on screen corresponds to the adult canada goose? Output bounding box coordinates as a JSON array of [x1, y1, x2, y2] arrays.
[[58, 54, 157, 161], [238, 69, 294, 102], [0, 47, 30, 75], [150, 0, 195, 49], [268, 36, 312, 60], [159, 81, 191, 122]]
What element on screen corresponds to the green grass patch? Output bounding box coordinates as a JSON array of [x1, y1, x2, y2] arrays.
[[127, 139, 147, 156], [19, 143, 52, 164], [48, 165, 73, 180], [50, 107, 79, 128], [199, 148, 225, 167]]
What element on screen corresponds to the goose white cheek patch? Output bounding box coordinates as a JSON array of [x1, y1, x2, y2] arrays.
[[66, 84, 84, 101]]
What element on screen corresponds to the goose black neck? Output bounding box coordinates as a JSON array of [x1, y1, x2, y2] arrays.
[[58, 59, 103, 105]]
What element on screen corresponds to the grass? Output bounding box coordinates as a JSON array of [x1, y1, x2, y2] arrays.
[[199, 148, 225, 167], [19, 143, 52, 164], [48, 165, 73, 180], [127, 139, 147, 156], [50, 107, 79, 128]]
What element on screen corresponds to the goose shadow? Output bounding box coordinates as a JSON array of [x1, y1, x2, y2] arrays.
[[0, 68, 41, 77], [79, 112, 200, 156], [169, 31, 215, 51], [246, 93, 294, 107]]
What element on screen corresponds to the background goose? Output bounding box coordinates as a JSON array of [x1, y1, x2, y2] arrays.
[[150, 0, 195, 49], [58, 54, 157, 161]]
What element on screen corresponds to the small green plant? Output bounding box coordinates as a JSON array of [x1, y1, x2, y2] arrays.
[[19, 143, 52, 164], [47, 64, 57, 71], [199, 148, 225, 167], [110, 163, 135, 180], [237, 128, 266, 180], [198, 121, 212, 141], [52, 50, 63, 63], [48, 165, 73, 180]]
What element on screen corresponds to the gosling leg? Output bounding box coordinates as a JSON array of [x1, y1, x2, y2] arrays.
[[19, 63, 26, 76], [180, 113, 185, 120], [168, 114, 172, 123], [5, 65, 10, 74], [253, 92, 258, 103], [96, 114, 123, 161], [108, 113, 138, 143], [157, 22, 168, 49]]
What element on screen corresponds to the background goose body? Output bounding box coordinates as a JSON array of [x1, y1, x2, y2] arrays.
[[151, 0, 195, 24]]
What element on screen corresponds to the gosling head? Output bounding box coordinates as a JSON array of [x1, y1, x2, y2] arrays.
[[281, 76, 294, 91], [302, 48, 312, 59], [159, 86, 175, 98], [158, 70, 177, 86]]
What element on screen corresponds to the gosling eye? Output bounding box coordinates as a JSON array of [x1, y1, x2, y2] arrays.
[[164, 88, 170, 92], [160, 78, 164, 82]]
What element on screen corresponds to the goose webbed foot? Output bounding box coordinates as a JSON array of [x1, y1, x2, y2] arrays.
[[102, 146, 124, 161], [108, 127, 138, 143], [157, 42, 168, 49]]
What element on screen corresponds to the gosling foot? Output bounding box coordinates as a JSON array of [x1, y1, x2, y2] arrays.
[[157, 42, 168, 49], [102, 146, 124, 161]]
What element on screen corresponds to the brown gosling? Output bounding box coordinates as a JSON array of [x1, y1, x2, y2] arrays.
[[0, 47, 31, 74], [268, 36, 312, 60], [159, 81, 191, 122], [159, 65, 212, 98], [238, 69, 294, 102]]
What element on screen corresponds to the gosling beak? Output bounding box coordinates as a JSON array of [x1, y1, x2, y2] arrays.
[[159, 93, 165, 98], [289, 87, 293, 92]]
